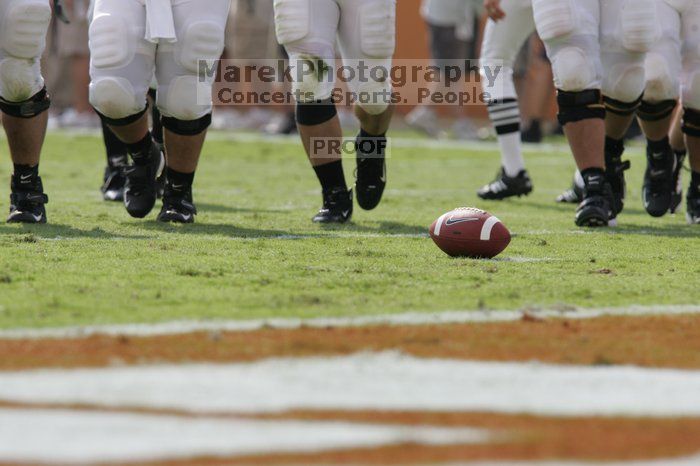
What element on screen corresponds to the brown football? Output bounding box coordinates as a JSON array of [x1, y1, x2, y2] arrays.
[[429, 207, 511, 258]]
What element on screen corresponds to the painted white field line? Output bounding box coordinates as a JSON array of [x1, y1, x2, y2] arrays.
[[1, 304, 698, 340], [0, 408, 487, 464], [3, 352, 700, 418], [443, 459, 700, 466]]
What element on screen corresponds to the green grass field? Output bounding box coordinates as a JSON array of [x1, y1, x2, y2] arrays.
[[0, 132, 698, 330]]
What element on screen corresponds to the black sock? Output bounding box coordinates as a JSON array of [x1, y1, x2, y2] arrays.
[[166, 167, 195, 191], [13, 164, 38, 178], [580, 167, 605, 183], [127, 132, 154, 164], [647, 136, 671, 154], [102, 122, 128, 166], [358, 129, 387, 156], [359, 128, 386, 139], [313, 160, 347, 192], [605, 136, 625, 157]]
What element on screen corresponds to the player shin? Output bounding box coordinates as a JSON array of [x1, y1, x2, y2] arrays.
[[100, 114, 164, 219], [638, 100, 678, 217], [601, 95, 640, 215], [354, 105, 392, 211], [156, 122, 210, 224]]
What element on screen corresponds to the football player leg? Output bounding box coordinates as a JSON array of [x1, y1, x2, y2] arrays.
[[680, 2, 700, 225], [100, 86, 162, 203], [533, 0, 611, 227], [631, 2, 682, 217], [601, 0, 657, 216], [89, 0, 163, 219], [338, 0, 396, 211], [0, 0, 52, 224], [275, 0, 352, 223], [153, 0, 229, 224], [478, 0, 535, 200]]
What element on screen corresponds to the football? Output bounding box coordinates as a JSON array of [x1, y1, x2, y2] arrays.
[[429, 207, 511, 258]]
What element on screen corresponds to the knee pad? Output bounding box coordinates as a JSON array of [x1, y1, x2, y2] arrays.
[[359, 1, 396, 58], [603, 61, 646, 104], [289, 54, 335, 102], [621, 0, 659, 52], [178, 21, 225, 73], [356, 79, 392, 116], [557, 89, 605, 126], [296, 97, 337, 126], [274, 0, 311, 45], [638, 99, 677, 122], [644, 53, 680, 102], [161, 113, 212, 136], [89, 77, 146, 122], [682, 107, 700, 138], [89, 12, 132, 69], [551, 47, 597, 92], [0, 86, 50, 118], [0, 56, 44, 102], [158, 75, 212, 121], [1, 0, 51, 59], [604, 94, 642, 117], [533, 0, 575, 41]]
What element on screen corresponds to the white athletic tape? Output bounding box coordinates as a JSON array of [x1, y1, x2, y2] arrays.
[[480, 216, 500, 241], [433, 213, 449, 237]]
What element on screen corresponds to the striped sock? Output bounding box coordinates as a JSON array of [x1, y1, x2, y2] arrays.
[[488, 98, 525, 177]]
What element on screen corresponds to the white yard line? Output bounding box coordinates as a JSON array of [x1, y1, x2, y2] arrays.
[[0, 408, 487, 464], [441, 459, 700, 466], [1, 304, 698, 340], [2, 352, 700, 418]]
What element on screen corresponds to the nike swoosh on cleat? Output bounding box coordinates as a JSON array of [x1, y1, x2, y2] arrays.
[[342, 210, 350, 217]]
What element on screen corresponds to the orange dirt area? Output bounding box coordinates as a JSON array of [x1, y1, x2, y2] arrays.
[[128, 411, 700, 465], [2, 313, 700, 370]]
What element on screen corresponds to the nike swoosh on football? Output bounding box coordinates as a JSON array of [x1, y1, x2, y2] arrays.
[[445, 217, 479, 226]]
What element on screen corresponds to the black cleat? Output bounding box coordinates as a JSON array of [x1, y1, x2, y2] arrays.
[[101, 155, 128, 202], [7, 174, 48, 224], [477, 168, 533, 200], [123, 142, 165, 218], [556, 182, 583, 204], [575, 173, 615, 228], [313, 187, 353, 224], [643, 144, 676, 217], [687, 184, 700, 225], [355, 134, 387, 210], [157, 185, 197, 224], [604, 140, 631, 215], [670, 151, 686, 214]]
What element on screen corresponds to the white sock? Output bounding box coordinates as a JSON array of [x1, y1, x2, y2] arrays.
[[498, 132, 526, 177], [488, 99, 525, 177], [574, 170, 585, 189]]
